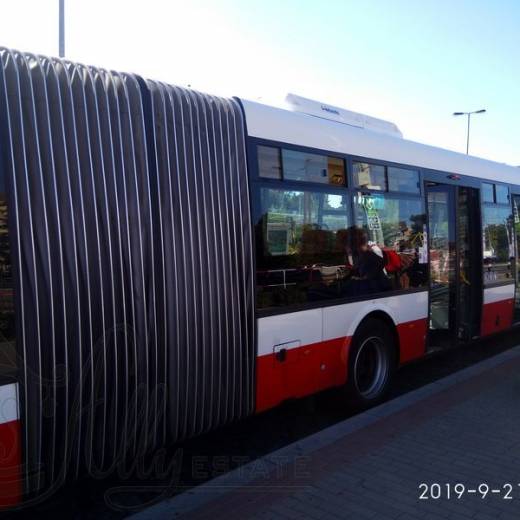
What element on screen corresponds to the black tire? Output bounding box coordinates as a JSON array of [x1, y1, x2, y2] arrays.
[[345, 317, 396, 408]]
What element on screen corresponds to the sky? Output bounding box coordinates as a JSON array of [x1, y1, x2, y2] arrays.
[[0, 0, 519, 165]]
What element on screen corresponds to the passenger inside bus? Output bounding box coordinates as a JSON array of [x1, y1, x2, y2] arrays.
[[340, 226, 392, 296]]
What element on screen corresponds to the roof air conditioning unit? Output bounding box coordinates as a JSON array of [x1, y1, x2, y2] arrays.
[[285, 93, 403, 138]]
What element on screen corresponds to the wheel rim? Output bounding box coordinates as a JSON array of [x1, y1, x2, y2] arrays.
[[353, 336, 389, 400]]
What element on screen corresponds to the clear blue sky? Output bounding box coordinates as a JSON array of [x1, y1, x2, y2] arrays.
[[1, 0, 519, 165]]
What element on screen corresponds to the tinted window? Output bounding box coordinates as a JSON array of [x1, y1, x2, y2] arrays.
[[353, 193, 428, 289], [258, 145, 282, 179], [353, 162, 386, 190], [388, 166, 420, 194], [281, 149, 345, 185], [495, 184, 509, 204], [256, 188, 350, 309], [326, 157, 346, 186], [482, 183, 494, 203], [482, 205, 514, 284]]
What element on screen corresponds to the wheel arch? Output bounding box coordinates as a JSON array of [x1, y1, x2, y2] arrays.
[[350, 309, 401, 367]]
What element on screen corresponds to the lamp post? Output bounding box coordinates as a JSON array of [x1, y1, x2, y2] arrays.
[[59, 0, 65, 57], [453, 109, 486, 155]]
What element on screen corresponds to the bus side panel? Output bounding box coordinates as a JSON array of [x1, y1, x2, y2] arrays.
[[0, 383, 21, 509], [397, 318, 428, 364], [481, 285, 515, 337], [255, 291, 428, 412], [255, 305, 350, 412]]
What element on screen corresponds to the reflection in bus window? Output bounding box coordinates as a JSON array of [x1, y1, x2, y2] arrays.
[[256, 188, 350, 308], [258, 145, 282, 179], [256, 188, 428, 310], [427, 188, 457, 331], [482, 183, 495, 203], [353, 162, 386, 190], [495, 184, 509, 204], [482, 205, 514, 284], [281, 149, 345, 185], [387, 166, 420, 194], [353, 193, 428, 290]]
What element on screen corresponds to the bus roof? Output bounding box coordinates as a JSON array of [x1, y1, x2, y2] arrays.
[[240, 98, 520, 186]]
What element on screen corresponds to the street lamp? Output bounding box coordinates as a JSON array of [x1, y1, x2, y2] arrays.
[[59, 0, 65, 57], [453, 109, 486, 155]]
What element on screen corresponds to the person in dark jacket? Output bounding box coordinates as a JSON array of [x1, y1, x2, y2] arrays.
[[342, 226, 391, 296]]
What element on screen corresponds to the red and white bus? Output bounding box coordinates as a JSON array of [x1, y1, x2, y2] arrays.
[[0, 48, 519, 508]]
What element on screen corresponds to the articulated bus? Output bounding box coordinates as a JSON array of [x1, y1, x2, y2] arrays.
[[0, 48, 519, 508]]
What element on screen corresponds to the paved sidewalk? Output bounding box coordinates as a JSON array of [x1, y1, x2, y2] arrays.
[[133, 346, 520, 520]]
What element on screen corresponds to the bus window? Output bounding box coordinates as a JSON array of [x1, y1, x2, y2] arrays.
[[482, 183, 495, 203], [353, 162, 386, 191], [281, 149, 345, 186], [387, 166, 420, 194], [353, 193, 428, 290], [258, 145, 282, 179], [482, 205, 514, 284], [495, 184, 509, 204], [256, 187, 350, 309]]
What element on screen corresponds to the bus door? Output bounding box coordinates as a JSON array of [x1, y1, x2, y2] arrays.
[[426, 183, 481, 348]]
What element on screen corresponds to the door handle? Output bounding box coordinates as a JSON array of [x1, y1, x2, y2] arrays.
[[273, 340, 301, 363]]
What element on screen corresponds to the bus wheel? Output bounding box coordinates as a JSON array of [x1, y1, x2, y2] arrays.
[[346, 318, 395, 408]]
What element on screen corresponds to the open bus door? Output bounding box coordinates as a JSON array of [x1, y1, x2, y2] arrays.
[[426, 183, 482, 349]]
